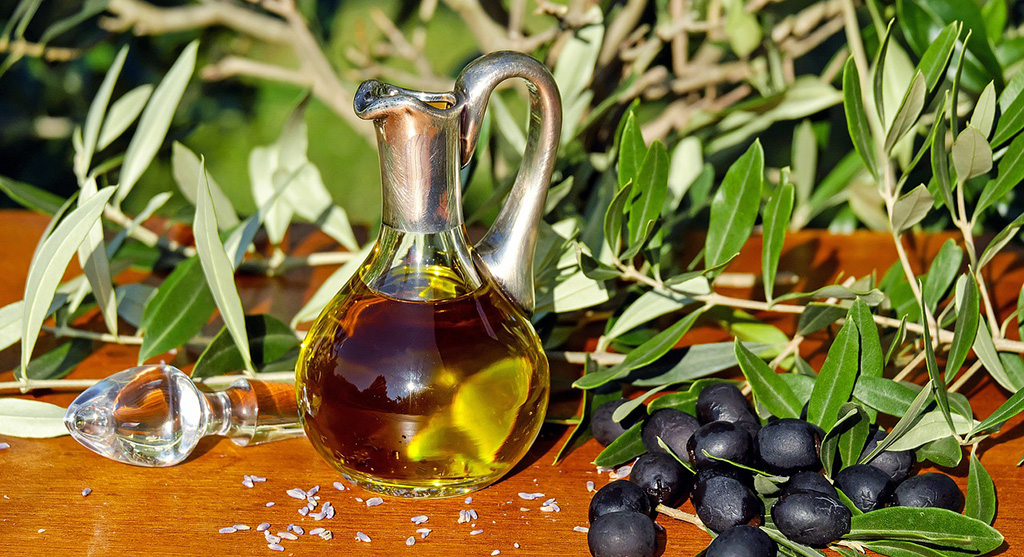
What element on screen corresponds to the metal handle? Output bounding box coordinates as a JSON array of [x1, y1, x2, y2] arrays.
[[454, 51, 562, 313]]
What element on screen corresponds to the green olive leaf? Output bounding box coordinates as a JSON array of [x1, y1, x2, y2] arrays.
[[806, 316, 860, 430], [965, 449, 997, 524], [0, 399, 69, 438], [848, 507, 1002, 552], [705, 140, 763, 270]]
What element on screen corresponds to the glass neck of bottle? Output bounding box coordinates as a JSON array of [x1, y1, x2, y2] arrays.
[[361, 224, 483, 302]]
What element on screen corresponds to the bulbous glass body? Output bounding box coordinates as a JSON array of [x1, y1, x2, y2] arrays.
[[296, 225, 549, 498]]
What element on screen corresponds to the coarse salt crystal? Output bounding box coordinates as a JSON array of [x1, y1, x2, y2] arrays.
[[290, 525, 304, 535], [219, 527, 237, 534], [0, 443, 10, 450], [406, 536, 415, 546], [319, 530, 333, 540], [465, 496, 473, 504], [251, 475, 267, 482], [287, 488, 306, 500], [469, 509, 479, 520], [411, 515, 429, 524], [267, 543, 284, 552], [355, 531, 371, 542], [265, 502, 275, 507], [586, 481, 595, 492], [306, 485, 320, 497], [299, 507, 310, 516], [257, 523, 270, 532], [492, 551, 500, 556], [242, 477, 255, 488], [417, 528, 432, 539], [81, 488, 92, 497], [278, 531, 298, 541], [37, 529, 45, 534], [355, 497, 363, 503], [264, 532, 281, 544], [573, 526, 589, 533], [309, 528, 324, 536], [470, 529, 484, 536], [366, 497, 384, 507], [234, 524, 250, 531], [514, 543, 520, 549], [333, 482, 346, 491]]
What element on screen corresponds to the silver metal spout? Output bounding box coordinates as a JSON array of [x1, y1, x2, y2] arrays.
[[355, 80, 461, 233]]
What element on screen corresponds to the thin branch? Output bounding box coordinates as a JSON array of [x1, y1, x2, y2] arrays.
[[201, 56, 311, 88], [0, 371, 297, 393], [43, 325, 143, 345], [0, 39, 80, 62], [102, 0, 292, 43], [656, 504, 707, 528]]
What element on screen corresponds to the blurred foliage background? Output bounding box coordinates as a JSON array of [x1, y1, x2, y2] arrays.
[[4, 0, 1021, 234]]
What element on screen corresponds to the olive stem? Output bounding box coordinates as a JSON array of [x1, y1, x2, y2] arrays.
[[655, 504, 706, 528]]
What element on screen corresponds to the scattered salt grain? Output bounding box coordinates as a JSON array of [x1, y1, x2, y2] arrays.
[[573, 526, 589, 533], [290, 525, 304, 535], [333, 482, 346, 491], [411, 515, 429, 524], [517, 492, 544, 501], [465, 496, 473, 504], [458, 510, 470, 524], [234, 524, 251, 531], [610, 464, 632, 479], [219, 527, 237, 534], [355, 497, 363, 503], [417, 528, 432, 539], [355, 531, 371, 542], [469, 509, 479, 520], [298, 507, 310, 516], [492, 551, 500, 556], [81, 488, 92, 497], [267, 543, 284, 552], [306, 485, 320, 497], [264, 532, 281, 544], [519, 507, 531, 512], [514, 543, 520, 549], [309, 528, 325, 536], [265, 502, 275, 507], [307, 501, 316, 510], [406, 536, 416, 546], [287, 488, 307, 500], [366, 497, 384, 507], [596, 466, 613, 473], [257, 523, 270, 532], [251, 475, 267, 483], [319, 530, 333, 540], [470, 529, 484, 536], [242, 477, 255, 488], [0, 443, 10, 450], [586, 481, 595, 492], [37, 529, 45, 534], [324, 502, 336, 519], [278, 532, 298, 541]]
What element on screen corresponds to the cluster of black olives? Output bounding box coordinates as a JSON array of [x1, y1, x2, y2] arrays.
[[586, 383, 965, 557]]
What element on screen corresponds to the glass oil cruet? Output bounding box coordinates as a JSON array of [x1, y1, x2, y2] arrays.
[[295, 51, 562, 498]]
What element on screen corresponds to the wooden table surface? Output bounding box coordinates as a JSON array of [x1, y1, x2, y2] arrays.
[[1, 209, 1022, 556]]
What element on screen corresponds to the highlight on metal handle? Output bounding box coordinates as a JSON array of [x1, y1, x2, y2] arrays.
[[453, 51, 562, 313]]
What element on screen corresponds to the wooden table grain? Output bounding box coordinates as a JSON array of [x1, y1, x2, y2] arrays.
[[1, 209, 1021, 556]]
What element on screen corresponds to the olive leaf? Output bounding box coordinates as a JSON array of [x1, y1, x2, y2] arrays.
[[930, 98, 954, 212], [886, 410, 975, 452], [611, 385, 667, 423], [884, 71, 926, 154], [20, 186, 115, 378], [852, 376, 920, 416], [974, 320, 1023, 392], [847, 507, 1002, 552], [97, 84, 153, 151], [604, 179, 632, 256], [797, 303, 846, 336], [137, 256, 215, 363], [993, 82, 1024, 146], [976, 133, 1024, 216], [806, 316, 859, 430], [946, 274, 980, 381], [290, 244, 372, 327], [171, 142, 239, 229], [604, 288, 694, 344], [593, 422, 645, 467], [617, 109, 646, 188], [0, 176, 64, 215], [704, 140, 763, 270], [115, 283, 155, 329], [76, 45, 127, 178], [193, 314, 300, 378], [723, 0, 760, 57], [762, 182, 793, 302], [850, 299, 883, 378], [977, 212, 1024, 270], [632, 342, 768, 387], [915, 22, 959, 92], [970, 81, 997, 139], [844, 59, 878, 180], [951, 125, 993, 182], [735, 340, 801, 419], [972, 386, 1024, 435], [627, 140, 668, 248], [916, 436, 962, 468], [919, 286, 956, 439], [194, 158, 253, 374], [14, 339, 93, 381], [0, 398, 68, 438], [921, 239, 962, 311], [116, 40, 198, 205], [890, 184, 933, 233], [75, 176, 118, 337], [965, 450, 996, 525], [574, 308, 706, 389]]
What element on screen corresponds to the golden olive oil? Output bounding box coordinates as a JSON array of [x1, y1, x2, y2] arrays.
[[296, 269, 549, 498]]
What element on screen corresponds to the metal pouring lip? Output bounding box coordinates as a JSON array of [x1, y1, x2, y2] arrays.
[[353, 80, 459, 122]]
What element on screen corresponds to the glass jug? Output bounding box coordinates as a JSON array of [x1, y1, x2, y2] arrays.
[[296, 51, 562, 498]]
